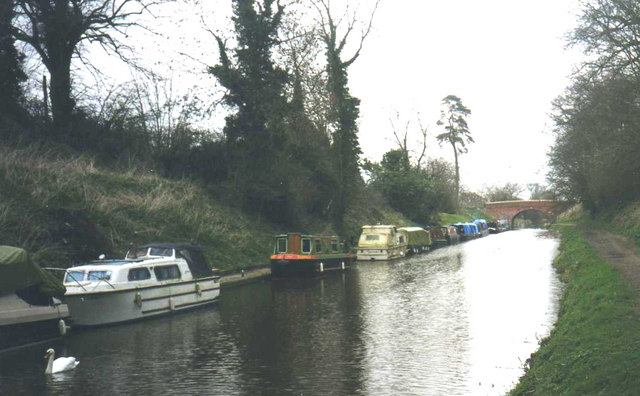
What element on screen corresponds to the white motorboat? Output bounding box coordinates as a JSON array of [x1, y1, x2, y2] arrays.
[[63, 243, 220, 326]]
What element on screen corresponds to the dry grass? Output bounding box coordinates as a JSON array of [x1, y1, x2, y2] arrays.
[[0, 145, 275, 270]]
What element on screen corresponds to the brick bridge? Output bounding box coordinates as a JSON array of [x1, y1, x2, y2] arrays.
[[484, 200, 570, 227]]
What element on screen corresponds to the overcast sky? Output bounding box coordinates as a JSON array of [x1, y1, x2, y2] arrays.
[[345, 0, 584, 195], [81, 0, 585, 197]]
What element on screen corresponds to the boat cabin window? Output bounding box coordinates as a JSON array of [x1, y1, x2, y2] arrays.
[[275, 237, 287, 254], [65, 271, 84, 283], [314, 239, 322, 253], [127, 248, 149, 259], [331, 240, 339, 252], [154, 265, 181, 281], [301, 238, 311, 254], [87, 270, 111, 281], [365, 235, 380, 241], [398, 235, 406, 244], [149, 247, 174, 257], [128, 268, 151, 281]]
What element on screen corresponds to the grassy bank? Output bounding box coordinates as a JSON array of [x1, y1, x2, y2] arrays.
[[0, 145, 407, 270], [511, 224, 640, 395]]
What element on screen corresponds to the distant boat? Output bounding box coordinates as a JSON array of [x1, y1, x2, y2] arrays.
[[473, 219, 490, 237], [488, 219, 509, 234], [429, 226, 460, 247], [270, 233, 355, 277], [398, 227, 432, 254], [63, 243, 220, 326], [356, 225, 407, 261], [0, 246, 69, 350], [452, 223, 480, 241]]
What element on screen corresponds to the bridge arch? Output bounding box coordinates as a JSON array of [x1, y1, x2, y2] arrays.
[[484, 200, 569, 227], [510, 208, 552, 229]]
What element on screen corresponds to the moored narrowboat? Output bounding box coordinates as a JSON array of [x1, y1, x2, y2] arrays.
[[446, 225, 461, 245], [356, 225, 407, 261], [270, 233, 355, 277], [430, 226, 460, 247], [398, 227, 432, 254], [452, 222, 479, 241], [473, 219, 490, 237]]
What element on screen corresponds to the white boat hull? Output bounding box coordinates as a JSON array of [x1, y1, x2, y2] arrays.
[[356, 247, 405, 261], [64, 277, 220, 326]]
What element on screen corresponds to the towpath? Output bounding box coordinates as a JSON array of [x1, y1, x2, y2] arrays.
[[582, 226, 640, 318], [219, 267, 271, 288]]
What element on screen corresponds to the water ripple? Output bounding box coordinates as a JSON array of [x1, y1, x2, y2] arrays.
[[0, 229, 560, 395]]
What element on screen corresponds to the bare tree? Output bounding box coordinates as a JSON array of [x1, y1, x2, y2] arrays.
[[571, 0, 640, 79], [389, 111, 410, 169], [311, 0, 381, 228], [389, 111, 429, 169], [12, 0, 157, 135]]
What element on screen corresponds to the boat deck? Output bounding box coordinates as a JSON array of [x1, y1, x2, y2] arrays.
[[0, 294, 69, 326]]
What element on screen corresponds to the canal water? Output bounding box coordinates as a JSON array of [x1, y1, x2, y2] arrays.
[[0, 229, 561, 395]]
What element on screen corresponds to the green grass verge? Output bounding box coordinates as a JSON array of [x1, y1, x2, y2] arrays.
[[510, 224, 640, 395], [439, 212, 470, 225]]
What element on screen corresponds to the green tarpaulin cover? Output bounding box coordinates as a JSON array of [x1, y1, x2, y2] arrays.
[[0, 246, 66, 306]]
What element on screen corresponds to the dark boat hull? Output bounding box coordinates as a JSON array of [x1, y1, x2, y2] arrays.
[[0, 317, 64, 350], [271, 256, 354, 278]]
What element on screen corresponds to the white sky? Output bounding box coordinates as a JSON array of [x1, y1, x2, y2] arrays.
[[76, 0, 585, 197], [346, 0, 584, 195]]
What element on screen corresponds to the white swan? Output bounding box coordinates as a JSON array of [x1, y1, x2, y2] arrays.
[[44, 348, 79, 374]]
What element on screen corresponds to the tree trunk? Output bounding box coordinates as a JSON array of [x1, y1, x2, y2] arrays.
[[49, 57, 73, 136], [452, 143, 460, 210]]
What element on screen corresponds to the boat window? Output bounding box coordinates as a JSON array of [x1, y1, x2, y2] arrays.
[[149, 248, 174, 257], [128, 268, 151, 281], [87, 270, 111, 281], [398, 235, 406, 244], [301, 238, 311, 254], [315, 239, 322, 253], [154, 265, 181, 281], [365, 235, 380, 241], [65, 271, 84, 283], [127, 248, 149, 259], [331, 240, 339, 252], [276, 237, 287, 253]]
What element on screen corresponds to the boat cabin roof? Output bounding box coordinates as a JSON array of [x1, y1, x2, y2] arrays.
[[275, 233, 340, 239], [123, 243, 214, 278], [398, 227, 427, 233], [361, 225, 397, 232]]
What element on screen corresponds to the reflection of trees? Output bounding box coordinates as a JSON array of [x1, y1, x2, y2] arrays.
[[213, 276, 367, 394]]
